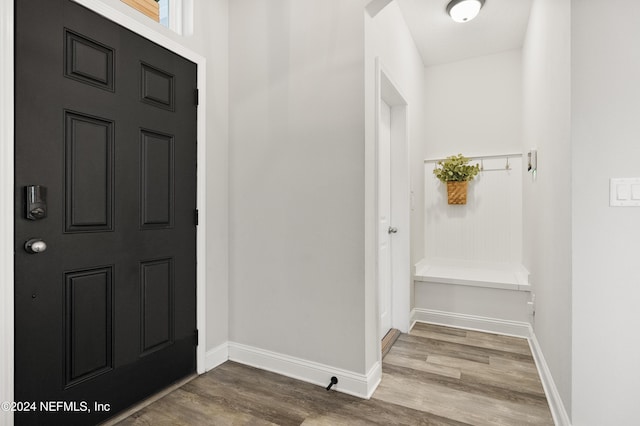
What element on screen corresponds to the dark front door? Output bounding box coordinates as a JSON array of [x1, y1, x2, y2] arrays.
[[14, 1, 198, 424]]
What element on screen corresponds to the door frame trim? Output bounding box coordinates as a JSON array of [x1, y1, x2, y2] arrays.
[[1, 1, 208, 421], [374, 59, 411, 340], [0, 1, 15, 422]]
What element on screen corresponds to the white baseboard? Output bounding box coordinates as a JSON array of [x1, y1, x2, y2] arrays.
[[411, 308, 531, 338], [205, 342, 229, 371], [228, 342, 381, 399], [528, 333, 572, 426]]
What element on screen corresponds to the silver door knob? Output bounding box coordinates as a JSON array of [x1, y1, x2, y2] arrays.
[[25, 239, 47, 254], [388, 227, 398, 234]]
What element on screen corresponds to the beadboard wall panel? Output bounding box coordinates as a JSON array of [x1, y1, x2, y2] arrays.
[[424, 157, 522, 264]]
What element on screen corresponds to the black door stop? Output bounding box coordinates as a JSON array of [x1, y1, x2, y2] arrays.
[[326, 376, 338, 391]]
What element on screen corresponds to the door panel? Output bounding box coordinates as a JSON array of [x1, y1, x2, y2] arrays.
[[140, 130, 174, 228], [64, 267, 114, 387], [140, 258, 174, 354], [64, 111, 114, 232], [15, 1, 197, 424], [378, 101, 392, 337], [64, 29, 115, 91], [141, 63, 175, 111]]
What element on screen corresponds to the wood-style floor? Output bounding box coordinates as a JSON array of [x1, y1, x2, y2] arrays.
[[115, 323, 553, 425]]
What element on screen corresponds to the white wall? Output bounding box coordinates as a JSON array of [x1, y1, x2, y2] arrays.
[[424, 50, 522, 159], [571, 0, 640, 424], [198, 0, 230, 358], [521, 0, 572, 419], [415, 284, 531, 323], [228, 0, 368, 374]]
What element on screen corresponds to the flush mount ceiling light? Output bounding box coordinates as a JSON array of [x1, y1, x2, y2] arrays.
[[446, 0, 485, 23]]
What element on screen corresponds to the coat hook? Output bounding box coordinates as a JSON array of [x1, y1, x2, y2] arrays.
[[480, 159, 484, 171], [505, 157, 510, 170]]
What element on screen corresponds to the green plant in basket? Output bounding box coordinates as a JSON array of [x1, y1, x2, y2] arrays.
[[433, 154, 480, 182]]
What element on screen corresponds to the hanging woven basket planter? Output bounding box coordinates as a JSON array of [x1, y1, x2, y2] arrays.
[[432, 154, 480, 205], [446, 181, 468, 205]]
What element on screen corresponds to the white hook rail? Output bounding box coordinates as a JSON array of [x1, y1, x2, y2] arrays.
[[425, 153, 522, 172]]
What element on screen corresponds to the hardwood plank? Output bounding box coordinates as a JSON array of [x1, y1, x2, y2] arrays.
[[411, 324, 532, 356], [381, 363, 548, 408], [394, 335, 492, 365], [101, 375, 195, 426], [374, 371, 553, 426], [489, 354, 541, 375], [426, 354, 495, 371], [399, 333, 535, 363], [182, 363, 350, 425], [303, 397, 474, 426], [385, 352, 461, 379], [412, 322, 468, 337], [117, 388, 278, 426], [427, 354, 541, 383]]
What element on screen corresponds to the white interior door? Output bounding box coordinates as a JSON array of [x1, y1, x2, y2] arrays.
[[378, 100, 392, 338]]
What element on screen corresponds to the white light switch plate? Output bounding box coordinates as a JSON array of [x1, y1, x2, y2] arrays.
[[610, 178, 640, 206]]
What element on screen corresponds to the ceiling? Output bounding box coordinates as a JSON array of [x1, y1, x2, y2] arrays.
[[395, 0, 533, 66]]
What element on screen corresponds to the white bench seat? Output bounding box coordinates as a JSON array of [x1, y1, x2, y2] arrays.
[[414, 258, 530, 291]]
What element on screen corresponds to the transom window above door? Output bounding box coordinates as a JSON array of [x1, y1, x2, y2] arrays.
[[121, 0, 191, 35], [159, 0, 169, 27]]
